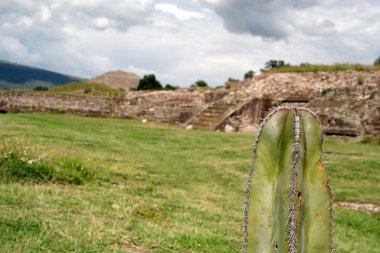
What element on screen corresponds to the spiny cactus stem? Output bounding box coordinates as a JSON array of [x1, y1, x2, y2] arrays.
[[289, 110, 301, 253], [243, 106, 284, 252]]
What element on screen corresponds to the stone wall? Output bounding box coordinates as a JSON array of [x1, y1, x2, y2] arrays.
[[308, 84, 380, 139], [220, 71, 380, 138], [0, 89, 227, 125], [227, 70, 380, 100]]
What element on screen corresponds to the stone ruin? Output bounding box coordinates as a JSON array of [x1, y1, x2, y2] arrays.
[[212, 71, 380, 140], [0, 70, 379, 140]]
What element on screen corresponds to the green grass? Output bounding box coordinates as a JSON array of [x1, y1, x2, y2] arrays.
[[49, 82, 125, 97], [0, 113, 379, 252], [265, 63, 380, 73]]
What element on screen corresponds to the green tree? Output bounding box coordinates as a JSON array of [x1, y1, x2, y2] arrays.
[[164, 84, 177, 90], [191, 80, 208, 88], [244, 70, 255, 80], [33, 86, 48, 91], [264, 60, 288, 70], [227, 77, 239, 83], [374, 56, 380, 65], [137, 74, 163, 90]]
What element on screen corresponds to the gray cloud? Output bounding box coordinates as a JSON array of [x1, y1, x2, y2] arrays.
[[1, 0, 380, 86], [0, 0, 158, 76], [0, 0, 157, 31], [197, 0, 319, 39]]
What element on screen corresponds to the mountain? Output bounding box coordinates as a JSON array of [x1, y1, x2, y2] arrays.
[[89, 70, 140, 90], [0, 60, 85, 90]]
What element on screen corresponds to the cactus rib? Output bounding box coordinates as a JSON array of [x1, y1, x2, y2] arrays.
[[244, 105, 333, 253]]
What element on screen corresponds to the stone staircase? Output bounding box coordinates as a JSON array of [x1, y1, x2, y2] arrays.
[[280, 95, 310, 106], [188, 99, 237, 130]]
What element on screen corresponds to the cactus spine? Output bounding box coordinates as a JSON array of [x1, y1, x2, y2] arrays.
[[244, 106, 333, 253]]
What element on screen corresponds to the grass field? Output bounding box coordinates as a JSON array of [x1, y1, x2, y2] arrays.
[[49, 82, 125, 97], [265, 63, 380, 73], [0, 113, 379, 252]]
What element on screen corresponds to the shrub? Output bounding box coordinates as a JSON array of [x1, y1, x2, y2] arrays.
[[0, 138, 51, 183], [84, 87, 92, 94], [0, 154, 53, 183], [0, 138, 97, 185], [321, 88, 333, 96], [244, 71, 255, 80], [227, 77, 239, 83], [264, 60, 289, 70], [374, 56, 380, 65], [51, 158, 95, 185], [33, 86, 49, 91], [357, 75, 365, 85], [137, 74, 163, 90], [55, 107, 67, 114], [164, 84, 177, 90], [191, 80, 208, 88]]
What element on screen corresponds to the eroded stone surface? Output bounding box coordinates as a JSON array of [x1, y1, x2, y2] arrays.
[[308, 85, 380, 139], [0, 89, 225, 125]]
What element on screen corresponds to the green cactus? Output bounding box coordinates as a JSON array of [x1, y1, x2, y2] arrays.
[[244, 106, 333, 253]]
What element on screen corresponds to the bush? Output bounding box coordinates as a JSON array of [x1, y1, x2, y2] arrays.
[[264, 60, 288, 70], [374, 56, 380, 66], [0, 138, 96, 185], [84, 87, 92, 94], [321, 88, 333, 96], [137, 74, 163, 90], [227, 77, 239, 83], [357, 75, 365, 85], [33, 86, 48, 91], [191, 80, 208, 88], [55, 107, 67, 114], [244, 71, 255, 80], [164, 84, 177, 90]]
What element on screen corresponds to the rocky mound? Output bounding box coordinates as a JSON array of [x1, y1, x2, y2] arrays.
[[308, 84, 380, 139], [90, 70, 140, 90], [227, 70, 380, 100]]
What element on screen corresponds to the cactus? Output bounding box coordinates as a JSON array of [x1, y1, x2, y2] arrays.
[[244, 106, 333, 253]]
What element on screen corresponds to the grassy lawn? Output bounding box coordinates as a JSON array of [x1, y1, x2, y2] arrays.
[[264, 63, 380, 73], [0, 113, 379, 252]]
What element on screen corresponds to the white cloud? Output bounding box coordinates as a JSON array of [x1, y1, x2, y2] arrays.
[[125, 65, 155, 77], [195, 0, 319, 40], [0, 0, 380, 86], [93, 17, 115, 30], [155, 3, 206, 20], [0, 34, 40, 63]]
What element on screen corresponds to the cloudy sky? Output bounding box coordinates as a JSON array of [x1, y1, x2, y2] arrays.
[[1, 0, 379, 86]]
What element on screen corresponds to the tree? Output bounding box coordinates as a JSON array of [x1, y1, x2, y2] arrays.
[[374, 56, 380, 65], [226, 77, 239, 84], [137, 74, 163, 90], [33, 86, 48, 91], [264, 60, 288, 70], [244, 70, 255, 80], [191, 80, 208, 88], [164, 84, 177, 90]]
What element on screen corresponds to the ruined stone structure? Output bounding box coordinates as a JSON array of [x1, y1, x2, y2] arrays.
[[90, 70, 141, 90], [189, 70, 380, 139], [0, 89, 226, 125], [0, 70, 379, 139], [308, 85, 380, 139]]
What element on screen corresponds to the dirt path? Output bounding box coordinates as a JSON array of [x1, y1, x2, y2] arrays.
[[336, 201, 380, 213]]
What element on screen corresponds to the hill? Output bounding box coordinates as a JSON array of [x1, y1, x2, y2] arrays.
[[90, 70, 140, 90], [49, 82, 125, 97], [0, 60, 85, 90]]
